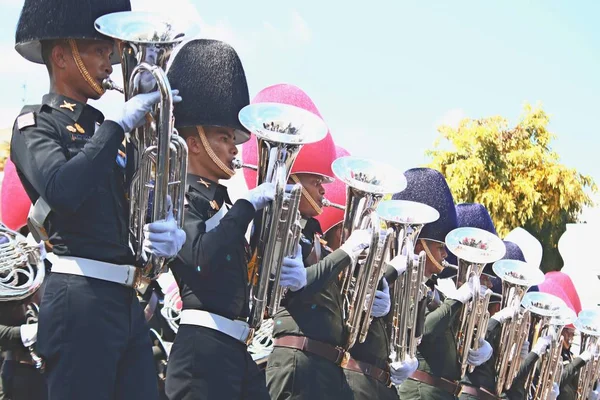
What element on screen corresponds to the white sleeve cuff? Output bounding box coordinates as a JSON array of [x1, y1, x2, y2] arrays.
[[20, 323, 38, 348]]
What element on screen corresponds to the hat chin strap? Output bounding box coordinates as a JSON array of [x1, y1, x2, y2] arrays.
[[420, 239, 444, 276], [196, 126, 235, 178], [291, 174, 323, 216], [67, 39, 105, 97]]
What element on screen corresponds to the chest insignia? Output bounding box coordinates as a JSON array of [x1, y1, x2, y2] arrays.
[[66, 125, 77, 133], [209, 200, 220, 211], [74, 123, 85, 134]]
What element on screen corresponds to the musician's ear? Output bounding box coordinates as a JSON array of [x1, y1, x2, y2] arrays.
[[180, 126, 203, 155]]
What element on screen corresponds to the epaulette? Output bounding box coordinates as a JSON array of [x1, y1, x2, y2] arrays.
[[16, 112, 36, 130]]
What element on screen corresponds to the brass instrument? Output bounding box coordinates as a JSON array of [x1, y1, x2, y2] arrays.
[[575, 309, 600, 399], [532, 305, 576, 400], [239, 102, 328, 329], [322, 197, 345, 210], [493, 259, 544, 395], [95, 12, 197, 280], [331, 156, 407, 349], [519, 292, 565, 394], [445, 227, 506, 378], [377, 200, 440, 362], [0, 224, 45, 302]]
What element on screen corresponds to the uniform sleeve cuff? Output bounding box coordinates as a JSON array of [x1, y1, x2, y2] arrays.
[[20, 323, 38, 347]]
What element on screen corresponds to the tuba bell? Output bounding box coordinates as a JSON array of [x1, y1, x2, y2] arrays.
[[94, 12, 198, 280], [493, 259, 544, 395], [376, 200, 440, 362], [238, 102, 328, 330], [331, 156, 407, 350], [575, 309, 600, 400], [445, 227, 506, 378]]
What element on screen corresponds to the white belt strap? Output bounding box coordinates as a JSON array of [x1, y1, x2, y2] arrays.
[[50, 256, 138, 288], [180, 309, 254, 344]]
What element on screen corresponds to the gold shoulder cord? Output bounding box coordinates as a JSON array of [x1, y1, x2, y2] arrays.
[[291, 174, 323, 215], [68, 39, 105, 97], [196, 126, 235, 178]]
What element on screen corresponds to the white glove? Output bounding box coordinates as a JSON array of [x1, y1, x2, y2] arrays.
[[340, 229, 371, 265], [279, 245, 306, 292], [143, 198, 186, 258], [20, 323, 38, 347], [520, 340, 530, 359], [107, 89, 182, 133], [492, 306, 518, 324], [532, 335, 553, 356], [241, 182, 276, 211], [386, 254, 408, 276], [467, 338, 493, 366], [371, 279, 391, 318], [390, 356, 418, 386], [579, 350, 593, 363], [548, 382, 560, 400], [447, 276, 475, 304], [26, 233, 46, 261]]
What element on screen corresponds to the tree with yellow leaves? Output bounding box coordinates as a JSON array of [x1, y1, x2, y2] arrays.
[[427, 103, 596, 272]]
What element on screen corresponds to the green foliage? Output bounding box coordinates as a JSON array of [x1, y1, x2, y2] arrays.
[[427, 103, 596, 272]]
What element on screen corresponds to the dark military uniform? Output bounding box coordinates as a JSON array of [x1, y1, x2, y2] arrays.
[[397, 287, 464, 400], [165, 174, 269, 400], [459, 318, 503, 400], [557, 350, 586, 400], [504, 352, 540, 400], [11, 94, 157, 399], [266, 217, 353, 400], [342, 266, 403, 400]]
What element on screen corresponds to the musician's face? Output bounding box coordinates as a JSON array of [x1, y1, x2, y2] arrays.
[[203, 126, 238, 180], [562, 328, 575, 350], [415, 239, 447, 278], [295, 173, 325, 218], [52, 39, 114, 101]]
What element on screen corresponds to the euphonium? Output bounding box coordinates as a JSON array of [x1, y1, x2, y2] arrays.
[[575, 309, 600, 400], [238, 102, 328, 330], [94, 12, 197, 280], [331, 157, 407, 350], [445, 227, 506, 378], [377, 200, 440, 362], [519, 292, 565, 395], [493, 259, 544, 395], [0, 223, 44, 303], [532, 305, 576, 400]]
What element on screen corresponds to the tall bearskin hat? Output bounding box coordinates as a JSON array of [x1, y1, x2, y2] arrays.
[[241, 84, 336, 189], [1, 158, 32, 231], [15, 0, 131, 64], [316, 146, 350, 234], [391, 168, 457, 243], [167, 39, 250, 144]]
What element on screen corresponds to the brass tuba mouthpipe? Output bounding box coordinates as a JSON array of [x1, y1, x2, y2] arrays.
[[102, 78, 124, 94], [322, 198, 345, 210]]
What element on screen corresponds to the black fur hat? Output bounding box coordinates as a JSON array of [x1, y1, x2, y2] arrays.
[[167, 39, 250, 144], [392, 168, 457, 243], [15, 0, 131, 63]]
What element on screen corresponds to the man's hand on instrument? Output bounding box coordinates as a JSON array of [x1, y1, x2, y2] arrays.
[[520, 340, 530, 360], [279, 244, 306, 292], [548, 382, 560, 400], [579, 350, 593, 363], [339, 229, 371, 265], [467, 339, 493, 366], [447, 276, 476, 304], [20, 323, 38, 348], [107, 89, 182, 133], [241, 182, 276, 211], [143, 197, 186, 258], [386, 253, 408, 276], [371, 278, 391, 318], [492, 305, 518, 324], [390, 356, 418, 386], [532, 335, 553, 356]]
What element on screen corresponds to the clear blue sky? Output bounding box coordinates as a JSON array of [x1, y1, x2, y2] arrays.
[[1, 0, 598, 185]]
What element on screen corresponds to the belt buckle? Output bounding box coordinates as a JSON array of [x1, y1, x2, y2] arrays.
[[245, 328, 255, 346], [454, 383, 463, 397], [337, 350, 350, 367]]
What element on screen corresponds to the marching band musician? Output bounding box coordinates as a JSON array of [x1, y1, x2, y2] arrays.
[[393, 169, 493, 400], [241, 84, 371, 400], [11, 0, 186, 398], [0, 161, 46, 400], [163, 39, 274, 400]]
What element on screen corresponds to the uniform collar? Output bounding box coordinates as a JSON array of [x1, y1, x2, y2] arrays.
[[186, 173, 232, 206], [42, 93, 103, 123]]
